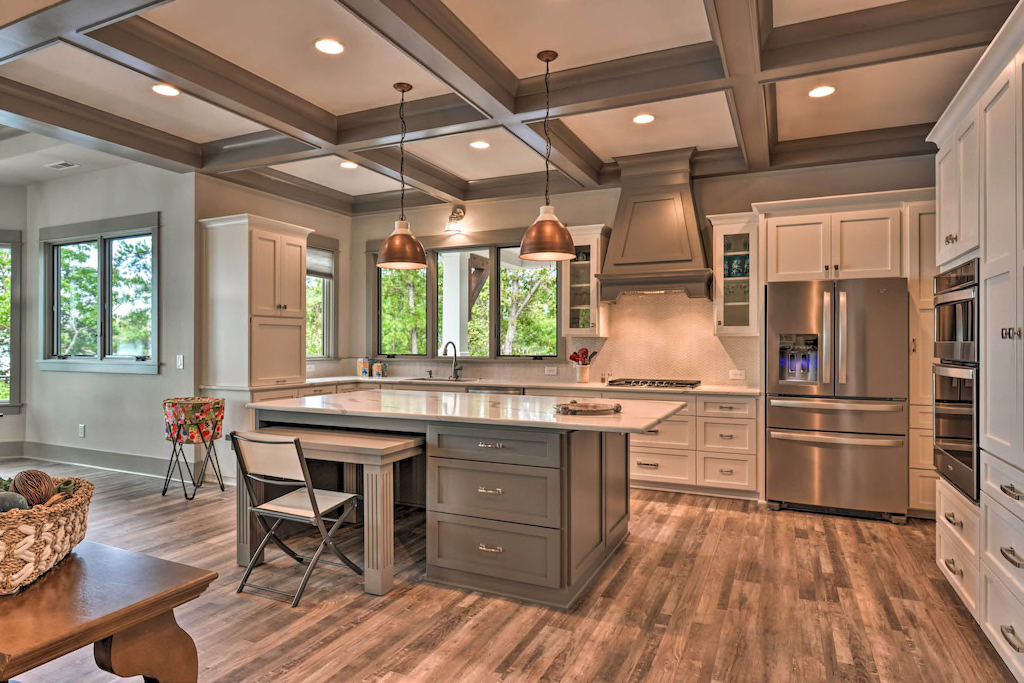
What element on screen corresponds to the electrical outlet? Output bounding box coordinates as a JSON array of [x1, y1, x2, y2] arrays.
[[176, 354, 184, 370], [729, 369, 746, 381], [544, 366, 558, 376], [78, 424, 85, 438]]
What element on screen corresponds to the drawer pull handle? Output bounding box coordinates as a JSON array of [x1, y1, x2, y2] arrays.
[[718, 405, 734, 410], [1001, 546, 1024, 569], [1001, 483, 1024, 501], [636, 461, 660, 468], [719, 468, 734, 475], [943, 557, 963, 578], [478, 543, 504, 554], [944, 512, 963, 529], [647, 429, 660, 435], [1002, 625, 1024, 653], [719, 433, 735, 439], [477, 442, 504, 449], [476, 486, 504, 496]]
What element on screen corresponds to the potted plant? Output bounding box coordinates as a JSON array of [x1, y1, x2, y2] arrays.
[[569, 348, 597, 383]]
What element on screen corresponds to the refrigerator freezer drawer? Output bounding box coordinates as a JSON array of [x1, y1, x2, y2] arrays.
[[767, 428, 909, 514], [767, 397, 908, 436]]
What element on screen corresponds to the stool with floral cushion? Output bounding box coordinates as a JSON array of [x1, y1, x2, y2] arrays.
[[162, 397, 226, 500]]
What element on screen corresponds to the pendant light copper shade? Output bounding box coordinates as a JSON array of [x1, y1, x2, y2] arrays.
[[377, 82, 427, 270], [520, 50, 575, 262]]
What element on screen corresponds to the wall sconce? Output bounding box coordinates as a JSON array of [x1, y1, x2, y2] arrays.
[[445, 206, 466, 234]]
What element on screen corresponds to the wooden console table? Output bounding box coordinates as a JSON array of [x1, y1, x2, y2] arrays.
[[0, 541, 217, 683]]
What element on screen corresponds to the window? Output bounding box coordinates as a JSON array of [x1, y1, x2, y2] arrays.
[[0, 233, 21, 409], [42, 213, 158, 374], [306, 247, 335, 359], [374, 235, 562, 360]]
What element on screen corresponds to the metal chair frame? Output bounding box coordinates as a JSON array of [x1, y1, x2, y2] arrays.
[[230, 431, 363, 607]]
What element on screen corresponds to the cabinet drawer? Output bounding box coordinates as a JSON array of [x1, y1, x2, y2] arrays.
[[697, 396, 756, 418], [298, 384, 335, 397], [427, 511, 561, 588], [428, 425, 561, 468], [909, 429, 934, 469], [909, 405, 933, 430], [909, 469, 938, 512], [251, 388, 298, 402], [697, 417, 756, 454], [982, 493, 1024, 603], [428, 457, 560, 528], [602, 393, 695, 414], [697, 452, 756, 491], [982, 566, 1024, 681], [936, 477, 980, 562], [630, 415, 695, 449], [630, 448, 695, 485], [982, 451, 1024, 521], [937, 525, 979, 616]]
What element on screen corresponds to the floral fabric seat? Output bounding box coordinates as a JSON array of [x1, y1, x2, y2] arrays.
[[161, 397, 226, 499]]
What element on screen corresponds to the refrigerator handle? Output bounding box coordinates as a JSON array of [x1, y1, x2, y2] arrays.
[[838, 290, 848, 385], [822, 290, 832, 385]]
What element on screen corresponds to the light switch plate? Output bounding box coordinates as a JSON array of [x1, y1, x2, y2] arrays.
[[544, 366, 558, 376], [729, 369, 746, 380], [78, 424, 85, 438], [176, 355, 184, 370]]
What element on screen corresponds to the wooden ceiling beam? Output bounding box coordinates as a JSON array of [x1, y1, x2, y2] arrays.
[[337, 94, 491, 150], [769, 123, 937, 169], [200, 131, 322, 173], [349, 147, 468, 204], [212, 168, 354, 215]]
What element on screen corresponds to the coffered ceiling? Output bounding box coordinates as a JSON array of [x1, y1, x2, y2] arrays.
[[0, 130, 131, 184], [0, 0, 1013, 212]]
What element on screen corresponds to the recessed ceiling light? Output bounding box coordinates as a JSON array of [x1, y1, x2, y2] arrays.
[[469, 140, 490, 149], [340, 161, 358, 169], [315, 38, 344, 55], [808, 86, 836, 98], [152, 84, 180, 97], [632, 114, 656, 124]]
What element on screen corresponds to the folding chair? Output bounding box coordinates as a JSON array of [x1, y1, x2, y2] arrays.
[[231, 430, 363, 607]]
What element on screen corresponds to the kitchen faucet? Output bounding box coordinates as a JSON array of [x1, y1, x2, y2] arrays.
[[442, 341, 462, 380]]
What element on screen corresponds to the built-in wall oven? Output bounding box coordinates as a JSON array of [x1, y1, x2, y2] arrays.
[[933, 259, 979, 503]]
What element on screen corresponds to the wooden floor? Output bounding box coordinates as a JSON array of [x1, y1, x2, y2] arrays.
[[1, 457, 1012, 683]]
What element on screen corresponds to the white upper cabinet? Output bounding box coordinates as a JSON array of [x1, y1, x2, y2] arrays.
[[831, 208, 902, 279], [766, 213, 831, 281], [709, 213, 758, 336], [278, 234, 307, 318], [767, 208, 902, 282], [936, 104, 981, 266], [250, 229, 305, 318], [561, 225, 610, 338]]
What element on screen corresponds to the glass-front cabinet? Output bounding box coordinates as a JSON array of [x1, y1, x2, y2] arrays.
[[561, 225, 610, 338], [709, 213, 759, 337]]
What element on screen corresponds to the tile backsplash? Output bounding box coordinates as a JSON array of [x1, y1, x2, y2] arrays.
[[327, 292, 760, 387]]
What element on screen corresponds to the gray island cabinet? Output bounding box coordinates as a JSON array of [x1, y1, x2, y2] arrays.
[[246, 389, 684, 608]]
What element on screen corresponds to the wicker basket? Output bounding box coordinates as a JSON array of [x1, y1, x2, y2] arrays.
[[0, 477, 94, 595]]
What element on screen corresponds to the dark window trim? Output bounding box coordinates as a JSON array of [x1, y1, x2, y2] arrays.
[[0, 231, 23, 413]]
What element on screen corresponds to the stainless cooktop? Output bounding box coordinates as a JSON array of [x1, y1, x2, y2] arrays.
[[606, 378, 701, 388]]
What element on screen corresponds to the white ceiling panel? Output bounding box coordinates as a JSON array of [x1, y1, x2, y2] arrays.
[[561, 92, 737, 163], [271, 155, 401, 196], [144, 0, 450, 115], [441, 0, 712, 77], [0, 43, 263, 143], [776, 48, 984, 141], [0, 131, 131, 184], [404, 128, 544, 180], [773, 0, 909, 26]]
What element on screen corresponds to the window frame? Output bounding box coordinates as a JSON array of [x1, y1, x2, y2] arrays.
[[305, 236, 339, 361], [39, 213, 159, 375], [369, 227, 564, 362], [0, 231, 23, 413]]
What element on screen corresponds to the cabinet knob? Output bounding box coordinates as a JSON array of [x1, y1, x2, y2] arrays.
[[824, 265, 829, 272], [282, 304, 288, 310]]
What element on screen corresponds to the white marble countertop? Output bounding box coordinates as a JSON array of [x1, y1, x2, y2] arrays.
[[249, 389, 687, 433], [283, 375, 761, 396]]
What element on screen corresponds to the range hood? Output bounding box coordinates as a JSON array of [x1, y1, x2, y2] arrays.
[[596, 148, 712, 301]]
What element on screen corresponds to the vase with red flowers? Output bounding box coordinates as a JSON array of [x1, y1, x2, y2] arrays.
[[569, 347, 597, 383]]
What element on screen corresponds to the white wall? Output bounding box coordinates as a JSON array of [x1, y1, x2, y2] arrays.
[[23, 164, 196, 471], [0, 184, 27, 447]]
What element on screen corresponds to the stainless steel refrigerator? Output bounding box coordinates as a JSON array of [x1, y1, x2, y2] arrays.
[[765, 278, 909, 521]]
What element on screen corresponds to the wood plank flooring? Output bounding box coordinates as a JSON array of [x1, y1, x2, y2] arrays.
[[0, 457, 1012, 683]]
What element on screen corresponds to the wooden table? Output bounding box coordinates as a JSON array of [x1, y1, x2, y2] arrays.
[[0, 541, 217, 683]]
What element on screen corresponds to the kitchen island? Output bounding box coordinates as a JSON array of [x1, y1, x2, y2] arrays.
[[245, 389, 686, 607]]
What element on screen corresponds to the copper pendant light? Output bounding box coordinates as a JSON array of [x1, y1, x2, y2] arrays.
[[520, 50, 575, 262], [377, 82, 427, 270]]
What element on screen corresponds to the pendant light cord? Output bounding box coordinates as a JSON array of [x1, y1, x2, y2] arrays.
[[543, 58, 551, 206], [399, 90, 407, 221]]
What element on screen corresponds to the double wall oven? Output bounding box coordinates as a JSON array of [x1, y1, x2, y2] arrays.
[[932, 259, 979, 502]]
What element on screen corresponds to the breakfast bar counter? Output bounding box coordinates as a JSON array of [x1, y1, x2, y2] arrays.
[[246, 389, 685, 607]]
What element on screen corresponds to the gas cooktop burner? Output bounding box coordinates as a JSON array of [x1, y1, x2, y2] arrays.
[[607, 378, 701, 388]]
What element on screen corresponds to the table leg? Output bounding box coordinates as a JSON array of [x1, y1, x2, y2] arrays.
[[362, 461, 394, 595], [94, 609, 198, 683]]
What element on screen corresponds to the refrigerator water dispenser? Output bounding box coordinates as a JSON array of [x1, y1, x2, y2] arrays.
[[778, 334, 818, 383]]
